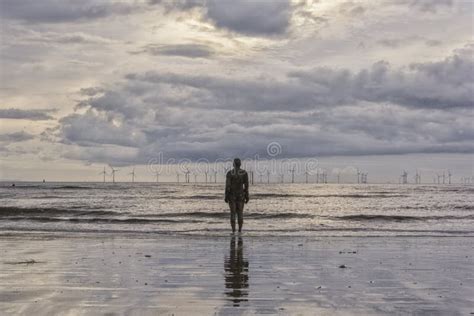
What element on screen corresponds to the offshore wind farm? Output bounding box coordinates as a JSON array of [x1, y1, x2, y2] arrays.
[[84, 163, 471, 185]]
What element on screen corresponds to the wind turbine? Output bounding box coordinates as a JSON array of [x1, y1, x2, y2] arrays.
[[129, 168, 136, 183], [336, 172, 341, 184], [266, 170, 271, 184], [415, 170, 421, 184], [99, 167, 107, 183], [290, 165, 296, 184], [448, 170, 452, 184], [184, 168, 191, 183], [176, 172, 180, 183], [204, 171, 208, 183], [258, 172, 264, 183], [213, 169, 218, 183], [154, 171, 160, 183], [110, 167, 119, 183], [400, 170, 408, 184], [224, 165, 232, 183]]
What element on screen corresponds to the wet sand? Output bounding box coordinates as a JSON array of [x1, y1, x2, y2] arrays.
[[0, 233, 473, 315]]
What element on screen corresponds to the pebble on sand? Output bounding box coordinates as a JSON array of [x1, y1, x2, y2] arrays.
[[339, 264, 347, 268]]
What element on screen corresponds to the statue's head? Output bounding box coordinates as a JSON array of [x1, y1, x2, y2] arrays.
[[233, 158, 241, 168]]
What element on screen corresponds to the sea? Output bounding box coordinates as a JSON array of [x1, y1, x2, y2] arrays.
[[1, 182, 473, 237]]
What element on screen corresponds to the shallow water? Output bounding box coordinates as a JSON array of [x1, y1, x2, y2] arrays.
[[1, 235, 473, 315], [1, 182, 473, 237]]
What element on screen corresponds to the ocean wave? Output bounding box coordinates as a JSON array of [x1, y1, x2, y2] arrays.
[[4, 185, 95, 190], [3, 206, 473, 223], [0, 206, 121, 217], [252, 193, 316, 198], [0, 207, 314, 221], [134, 211, 314, 219], [181, 195, 221, 200], [453, 205, 474, 211], [325, 194, 407, 198], [335, 214, 474, 222], [1, 226, 472, 238], [251, 193, 407, 199], [53, 185, 95, 190], [2, 184, 145, 190], [2, 216, 197, 224]]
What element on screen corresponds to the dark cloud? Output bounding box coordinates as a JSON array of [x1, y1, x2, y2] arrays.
[[125, 72, 318, 111], [0, 0, 135, 23], [55, 102, 474, 165], [133, 44, 215, 58], [58, 110, 146, 148], [398, 0, 453, 12], [0, 131, 35, 142], [122, 44, 473, 112], [78, 90, 150, 119], [79, 87, 106, 96], [0, 108, 56, 120], [149, 0, 292, 37], [289, 44, 474, 110], [205, 0, 291, 36], [149, 0, 204, 11], [51, 45, 473, 164]]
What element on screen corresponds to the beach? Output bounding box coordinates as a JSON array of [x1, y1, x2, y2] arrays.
[[1, 233, 473, 315]]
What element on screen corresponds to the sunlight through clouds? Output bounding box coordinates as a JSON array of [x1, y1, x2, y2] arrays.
[[0, 0, 472, 181]]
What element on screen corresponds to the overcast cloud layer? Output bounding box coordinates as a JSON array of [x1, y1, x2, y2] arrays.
[[0, 0, 473, 180]]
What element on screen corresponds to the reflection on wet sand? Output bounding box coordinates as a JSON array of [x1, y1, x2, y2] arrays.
[[224, 236, 249, 307]]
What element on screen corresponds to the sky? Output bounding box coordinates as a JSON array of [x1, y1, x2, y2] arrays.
[[0, 0, 473, 183]]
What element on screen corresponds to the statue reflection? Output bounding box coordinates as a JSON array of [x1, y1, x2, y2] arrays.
[[224, 236, 249, 307]]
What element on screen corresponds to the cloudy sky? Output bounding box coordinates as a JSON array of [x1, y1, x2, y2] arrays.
[[0, 0, 473, 182]]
